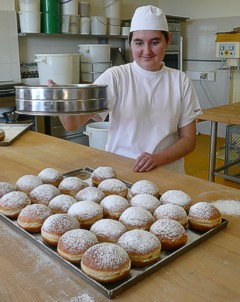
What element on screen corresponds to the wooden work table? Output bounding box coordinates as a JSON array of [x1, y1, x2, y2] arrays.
[[1, 131, 240, 302], [197, 102, 240, 182]]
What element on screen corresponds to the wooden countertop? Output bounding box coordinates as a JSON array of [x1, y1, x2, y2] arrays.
[[197, 102, 240, 125], [1, 131, 240, 302]]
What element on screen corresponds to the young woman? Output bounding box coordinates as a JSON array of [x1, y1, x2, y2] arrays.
[[53, 5, 201, 173]]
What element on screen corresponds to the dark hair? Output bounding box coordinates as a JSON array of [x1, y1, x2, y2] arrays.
[[128, 31, 170, 45]]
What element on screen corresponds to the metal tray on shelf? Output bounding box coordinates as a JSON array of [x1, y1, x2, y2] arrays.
[[0, 167, 229, 299]]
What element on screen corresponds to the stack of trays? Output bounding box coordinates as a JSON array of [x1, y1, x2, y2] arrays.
[[15, 84, 108, 116]]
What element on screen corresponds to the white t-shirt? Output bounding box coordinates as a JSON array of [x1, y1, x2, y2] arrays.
[[94, 61, 202, 173]]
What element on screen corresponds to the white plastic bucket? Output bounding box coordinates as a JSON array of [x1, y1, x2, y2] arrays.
[[83, 122, 109, 150], [19, 0, 40, 12], [104, 0, 121, 18], [18, 11, 41, 33], [35, 54, 74, 85], [61, 14, 80, 34], [121, 26, 130, 36], [78, 44, 111, 63], [80, 16, 91, 34], [60, 0, 78, 15], [91, 16, 107, 35], [108, 17, 121, 35], [72, 54, 81, 84]]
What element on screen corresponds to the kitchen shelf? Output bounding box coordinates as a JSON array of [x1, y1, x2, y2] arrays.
[[18, 33, 128, 39]]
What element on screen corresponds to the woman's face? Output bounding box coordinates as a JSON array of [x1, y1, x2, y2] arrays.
[[131, 30, 171, 71]]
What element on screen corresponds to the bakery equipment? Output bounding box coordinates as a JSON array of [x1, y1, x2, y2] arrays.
[[15, 84, 108, 116]]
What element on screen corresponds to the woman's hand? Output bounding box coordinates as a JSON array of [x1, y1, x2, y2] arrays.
[[47, 79, 56, 87], [133, 152, 159, 172]]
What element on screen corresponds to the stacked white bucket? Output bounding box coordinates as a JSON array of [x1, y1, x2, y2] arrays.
[[18, 0, 41, 33], [61, 0, 80, 34], [35, 53, 80, 84], [78, 44, 111, 83], [104, 0, 122, 36]]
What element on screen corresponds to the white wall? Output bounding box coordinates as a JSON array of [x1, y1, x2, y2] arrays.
[[0, 0, 15, 10]]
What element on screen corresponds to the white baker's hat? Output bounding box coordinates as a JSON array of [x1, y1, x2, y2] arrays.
[[130, 5, 168, 33]]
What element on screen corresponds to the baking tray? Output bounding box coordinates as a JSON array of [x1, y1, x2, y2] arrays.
[[15, 84, 109, 116], [0, 167, 229, 299], [0, 123, 33, 146]]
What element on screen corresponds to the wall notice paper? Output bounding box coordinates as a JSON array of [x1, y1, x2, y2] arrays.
[[0, 123, 32, 146]]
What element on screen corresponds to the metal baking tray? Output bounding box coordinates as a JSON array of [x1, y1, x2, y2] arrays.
[[0, 123, 33, 146], [15, 84, 108, 116], [0, 167, 229, 299]]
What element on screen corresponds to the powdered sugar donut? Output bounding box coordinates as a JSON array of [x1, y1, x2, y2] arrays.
[[160, 190, 192, 212], [41, 213, 80, 246], [118, 229, 161, 267], [91, 166, 117, 186], [81, 242, 131, 283], [0, 191, 31, 218], [150, 218, 188, 250], [48, 194, 77, 214], [188, 202, 222, 231], [17, 203, 52, 233], [0, 181, 16, 198], [38, 167, 64, 187], [100, 195, 130, 220], [75, 187, 105, 204], [68, 200, 103, 229], [16, 175, 43, 195], [98, 179, 128, 198], [90, 219, 127, 243], [58, 177, 87, 196], [129, 193, 161, 214], [29, 184, 61, 206], [57, 229, 98, 263], [129, 180, 160, 199], [153, 203, 188, 227], [119, 206, 155, 231]]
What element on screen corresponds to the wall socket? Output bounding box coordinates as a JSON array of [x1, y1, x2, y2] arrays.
[[186, 71, 216, 82]]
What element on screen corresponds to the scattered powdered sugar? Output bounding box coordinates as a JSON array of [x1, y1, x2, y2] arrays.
[[82, 242, 129, 270], [212, 200, 240, 216], [59, 229, 98, 253], [90, 219, 127, 241], [119, 206, 154, 227], [150, 219, 186, 239], [42, 213, 80, 233], [130, 179, 159, 196], [48, 194, 77, 213], [68, 293, 95, 302], [118, 229, 160, 253], [160, 190, 191, 207], [68, 201, 103, 220]]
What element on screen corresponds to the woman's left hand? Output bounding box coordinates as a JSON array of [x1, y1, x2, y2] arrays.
[[133, 152, 159, 172]]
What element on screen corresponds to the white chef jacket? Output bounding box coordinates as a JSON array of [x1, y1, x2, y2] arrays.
[[94, 61, 202, 173]]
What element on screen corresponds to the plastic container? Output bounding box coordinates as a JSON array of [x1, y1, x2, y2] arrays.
[[104, 0, 121, 18], [91, 16, 107, 35], [19, 0, 40, 12], [60, 0, 78, 15], [40, 0, 60, 13], [41, 12, 61, 33], [62, 14, 80, 34], [83, 122, 109, 150], [78, 44, 111, 62], [35, 54, 74, 85], [108, 17, 121, 35], [80, 16, 91, 34], [18, 11, 41, 33], [79, 2, 90, 17]]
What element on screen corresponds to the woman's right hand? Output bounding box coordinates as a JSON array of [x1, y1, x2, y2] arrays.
[[47, 79, 56, 87]]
